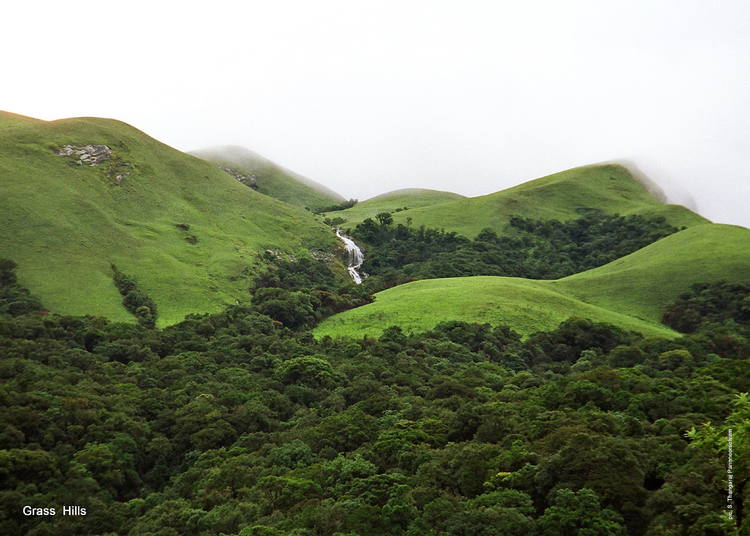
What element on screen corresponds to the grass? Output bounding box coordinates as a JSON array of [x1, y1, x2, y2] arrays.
[[314, 276, 678, 339], [323, 188, 465, 227], [190, 146, 345, 210], [314, 224, 750, 339], [350, 164, 708, 238], [553, 223, 750, 322], [0, 113, 337, 325]]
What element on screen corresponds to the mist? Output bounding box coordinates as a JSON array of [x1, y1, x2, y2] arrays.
[[4, 0, 749, 227]]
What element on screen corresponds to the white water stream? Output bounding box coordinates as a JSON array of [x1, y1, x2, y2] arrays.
[[336, 229, 365, 284]]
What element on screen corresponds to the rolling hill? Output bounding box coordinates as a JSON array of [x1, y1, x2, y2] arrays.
[[190, 145, 345, 210], [552, 223, 750, 322], [314, 223, 750, 339], [336, 164, 708, 237], [322, 188, 465, 225], [0, 112, 337, 325]]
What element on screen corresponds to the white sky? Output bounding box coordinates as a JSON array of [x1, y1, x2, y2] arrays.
[[4, 1, 750, 226]]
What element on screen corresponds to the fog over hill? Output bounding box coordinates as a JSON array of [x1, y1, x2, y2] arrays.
[[5, 2, 749, 228]]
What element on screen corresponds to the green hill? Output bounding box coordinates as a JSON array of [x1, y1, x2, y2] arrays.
[[0, 113, 337, 325], [190, 145, 344, 210], [552, 223, 750, 322], [323, 188, 465, 225], [349, 164, 707, 238], [314, 224, 750, 339]]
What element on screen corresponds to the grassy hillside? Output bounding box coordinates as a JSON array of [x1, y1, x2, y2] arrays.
[[190, 145, 344, 210], [553, 223, 750, 322], [314, 276, 677, 339], [359, 165, 707, 238], [0, 113, 337, 325], [314, 223, 750, 339], [323, 188, 465, 226]]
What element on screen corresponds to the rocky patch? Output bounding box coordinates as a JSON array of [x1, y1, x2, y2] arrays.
[[57, 144, 113, 165], [219, 166, 258, 189], [56, 144, 130, 185]]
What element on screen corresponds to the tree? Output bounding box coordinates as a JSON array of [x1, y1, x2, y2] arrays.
[[536, 488, 626, 536], [376, 212, 393, 226]]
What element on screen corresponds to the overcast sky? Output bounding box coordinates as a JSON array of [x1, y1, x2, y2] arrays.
[[5, 1, 750, 226]]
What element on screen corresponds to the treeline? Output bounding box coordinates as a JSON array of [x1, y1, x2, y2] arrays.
[[0, 260, 747, 535], [351, 211, 679, 291], [314, 198, 358, 214], [111, 264, 158, 328], [663, 281, 750, 335], [0, 259, 43, 315]]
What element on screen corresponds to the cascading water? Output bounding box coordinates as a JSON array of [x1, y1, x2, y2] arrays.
[[336, 229, 365, 284]]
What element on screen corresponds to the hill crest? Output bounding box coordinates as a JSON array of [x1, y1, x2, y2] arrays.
[[190, 145, 345, 209]]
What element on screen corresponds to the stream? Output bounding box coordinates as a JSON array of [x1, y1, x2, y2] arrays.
[[336, 229, 365, 284]]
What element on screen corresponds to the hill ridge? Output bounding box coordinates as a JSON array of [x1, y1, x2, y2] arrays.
[[329, 164, 708, 236], [190, 145, 345, 209]]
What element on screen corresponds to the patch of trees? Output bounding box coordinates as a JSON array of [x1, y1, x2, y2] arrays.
[[110, 264, 158, 328], [351, 211, 679, 291], [663, 281, 750, 334], [0, 258, 44, 315], [0, 289, 747, 535], [250, 254, 372, 329], [314, 198, 358, 214]]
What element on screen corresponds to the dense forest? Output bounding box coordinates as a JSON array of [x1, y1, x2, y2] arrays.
[[350, 211, 679, 291], [1, 253, 747, 536]]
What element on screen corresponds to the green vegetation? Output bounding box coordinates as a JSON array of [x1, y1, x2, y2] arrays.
[[1, 284, 747, 535], [3, 110, 749, 535], [250, 254, 372, 329], [322, 188, 465, 227], [0, 115, 337, 325], [662, 281, 750, 334], [190, 145, 345, 210], [0, 258, 43, 315], [554, 223, 750, 323], [314, 276, 677, 339], [316, 224, 750, 339], [354, 165, 707, 238], [352, 210, 679, 291], [110, 264, 158, 328]]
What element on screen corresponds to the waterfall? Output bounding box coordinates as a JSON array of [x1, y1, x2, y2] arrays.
[[336, 229, 365, 284]]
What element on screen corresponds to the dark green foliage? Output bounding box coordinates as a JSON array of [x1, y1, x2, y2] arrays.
[[250, 255, 372, 329], [352, 211, 679, 291], [663, 281, 750, 334], [0, 282, 747, 535], [111, 264, 158, 328], [315, 198, 358, 213], [0, 258, 44, 315]]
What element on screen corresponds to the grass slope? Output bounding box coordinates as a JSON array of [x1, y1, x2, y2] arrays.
[[314, 224, 750, 339], [553, 223, 750, 322], [190, 145, 344, 210], [314, 277, 677, 339], [323, 188, 465, 226], [0, 113, 336, 325], [364, 165, 707, 238]]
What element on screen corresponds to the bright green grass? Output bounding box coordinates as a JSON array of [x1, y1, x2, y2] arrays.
[[314, 277, 678, 339], [190, 146, 344, 210], [365, 165, 708, 238], [314, 224, 750, 339], [0, 115, 337, 325], [322, 188, 465, 227], [552, 223, 750, 322]]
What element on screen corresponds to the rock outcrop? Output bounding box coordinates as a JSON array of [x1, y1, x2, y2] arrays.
[[56, 144, 113, 165], [219, 166, 258, 189], [55, 144, 129, 185]]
